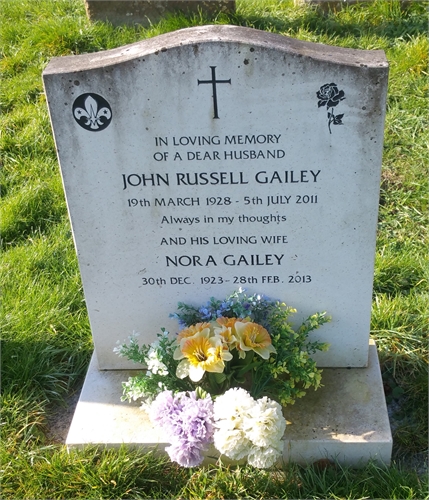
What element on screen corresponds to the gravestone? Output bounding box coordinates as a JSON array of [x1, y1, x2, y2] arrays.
[[43, 25, 387, 370], [84, 0, 235, 26], [43, 25, 392, 464]]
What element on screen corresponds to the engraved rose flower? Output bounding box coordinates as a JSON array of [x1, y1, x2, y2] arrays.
[[317, 83, 345, 108], [316, 83, 345, 134]]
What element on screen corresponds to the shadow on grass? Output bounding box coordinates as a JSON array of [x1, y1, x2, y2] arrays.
[[1, 340, 91, 448], [231, 2, 427, 41], [1, 340, 91, 402]]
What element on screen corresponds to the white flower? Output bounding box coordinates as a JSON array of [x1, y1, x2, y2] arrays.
[[213, 428, 251, 460], [144, 348, 168, 376], [213, 388, 255, 427], [213, 388, 256, 459], [247, 445, 281, 469], [113, 331, 140, 356], [244, 396, 286, 448], [122, 377, 147, 401], [139, 397, 154, 413], [212, 389, 286, 468], [113, 341, 124, 356]]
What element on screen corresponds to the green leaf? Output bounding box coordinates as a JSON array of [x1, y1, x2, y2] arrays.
[[213, 372, 227, 384], [392, 386, 405, 399]]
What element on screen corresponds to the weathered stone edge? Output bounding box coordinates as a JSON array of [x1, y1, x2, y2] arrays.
[[43, 24, 388, 76]]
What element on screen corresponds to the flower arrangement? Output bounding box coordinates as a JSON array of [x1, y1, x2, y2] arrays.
[[114, 290, 330, 468]]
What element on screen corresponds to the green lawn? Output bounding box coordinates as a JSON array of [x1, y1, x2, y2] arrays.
[[1, 0, 428, 498]]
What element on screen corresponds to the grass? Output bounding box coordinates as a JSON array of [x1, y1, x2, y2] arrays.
[[1, 447, 427, 499], [1, 0, 428, 498]]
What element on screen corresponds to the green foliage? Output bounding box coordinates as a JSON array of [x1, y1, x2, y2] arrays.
[[116, 331, 194, 400], [255, 310, 330, 405], [1, 0, 428, 497], [119, 292, 330, 405], [152, 289, 330, 405]]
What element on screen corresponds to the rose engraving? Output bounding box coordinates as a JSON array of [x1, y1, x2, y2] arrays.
[[316, 83, 345, 134], [72, 93, 112, 131]]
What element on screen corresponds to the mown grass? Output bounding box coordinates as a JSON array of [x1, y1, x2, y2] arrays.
[[1, 0, 428, 498], [1, 446, 427, 499]]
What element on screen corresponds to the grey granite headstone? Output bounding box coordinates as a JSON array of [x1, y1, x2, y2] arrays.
[[43, 25, 388, 370]]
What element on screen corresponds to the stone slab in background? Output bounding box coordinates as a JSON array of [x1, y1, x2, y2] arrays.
[[66, 340, 392, 467], [84, 0, 235, 26]]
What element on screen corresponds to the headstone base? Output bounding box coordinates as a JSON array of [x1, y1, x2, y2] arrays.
[[66, 340, 392, 467]]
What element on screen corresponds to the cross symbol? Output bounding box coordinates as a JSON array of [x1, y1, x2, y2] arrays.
[[198, 66, 231, 119]]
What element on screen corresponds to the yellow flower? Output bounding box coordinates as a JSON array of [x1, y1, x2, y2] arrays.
[[215, 317, 249, 329], [174, 323, 211, 360], [213, 318, 238, 349], [234, 321, 276, 359], [174, 330, 232, 382], [213, 317, 250, 350], [216, 326, 237, 347]]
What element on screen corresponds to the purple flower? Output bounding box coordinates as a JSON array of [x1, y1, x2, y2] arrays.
[[165, 440, 205, 468], [199, 307, 211, 320], [149, 391, 185, 439], [149, 391, 215, 467], [169, 313, 187, 328], [180, 394, 214, 443]]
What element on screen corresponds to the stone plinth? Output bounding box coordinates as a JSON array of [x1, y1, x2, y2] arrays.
[[84, 1, 235, 26], [66, 340, 392, 467]]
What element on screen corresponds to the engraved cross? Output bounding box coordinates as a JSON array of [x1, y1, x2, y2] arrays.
[[198, 66, 231, 119]]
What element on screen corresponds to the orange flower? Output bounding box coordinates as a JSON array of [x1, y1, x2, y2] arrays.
[[216, 317, 250, 328], [176, 322, 211, 342], [234, 321, 276, 359], [213, 317, 246, 351]]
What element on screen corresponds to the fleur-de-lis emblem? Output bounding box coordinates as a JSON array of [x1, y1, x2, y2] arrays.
[[73, 93, 112, 132]]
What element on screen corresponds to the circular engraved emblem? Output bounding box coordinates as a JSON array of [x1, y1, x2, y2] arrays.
[[73, 93, 112, 131]]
